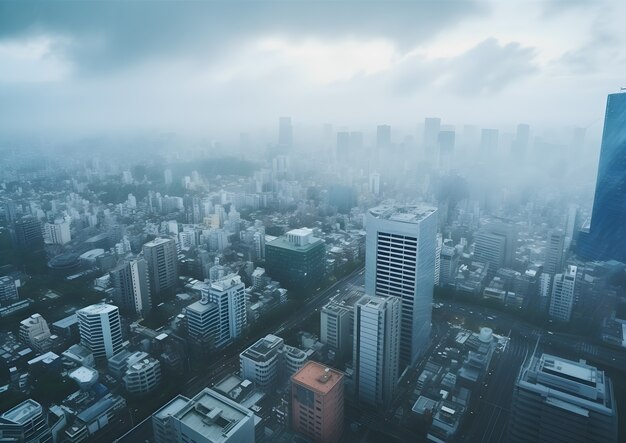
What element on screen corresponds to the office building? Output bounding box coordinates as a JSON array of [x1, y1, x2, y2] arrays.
[[240, 334, 284, 388], [544, 229, 565, 275], [186, 294, 219, 356], [278, 116, 293, 150], [549, 265, 577, 322], [423, 117, 441, 162], [43, 219, 71, 245], [110, 258, 151, 315], [143, 237, 179, 299], [76, 303, 123, 362], [578, 91, 626, 262], [265, 228, 326, 293], [0, 276, 19, 304], [366, 204, 438, 367], [376, 125, 391, 150], [439, 244, 460, 287], [320, 301, 353, 361], [509, 353, 617, 443], [19, 314, 51, 352], [13, 216, 43, 249], [152, 388, 256, 443], [0, 399, 52, 443], [123, 356, 161, 394], [291, 361, 344, 443], [353, 295, 401, 407], [480, 128, 499, 157], [280, 344, 309, 379], [204, 274, 247, 348], [473, 221, 517, 271]]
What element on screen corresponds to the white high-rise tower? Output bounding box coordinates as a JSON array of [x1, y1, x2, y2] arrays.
[[366, 204, 438, 368], [77, 303, 123, 362]]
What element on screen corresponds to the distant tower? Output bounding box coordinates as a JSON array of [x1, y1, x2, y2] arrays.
[[376, 125, 391, 151], [544, 229, 565, 275], [77, 304, 123, 362], [366, 204, 438, 368], [480, 128, 499, 157], [423, 117, 441, 162], [278, 117, 293, 151], [142, 238, 179, 300], [511, 123, 530, 161]]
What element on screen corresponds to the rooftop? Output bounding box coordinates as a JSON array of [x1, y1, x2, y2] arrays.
[[241, 334, 283, 362], [291, 361, 343, 395], [1, 399, 41, 424], [77, 303, 118, 316], [368, 204, 437, 224], [144, 237, 174, 247], [539, 354, 596, 384]]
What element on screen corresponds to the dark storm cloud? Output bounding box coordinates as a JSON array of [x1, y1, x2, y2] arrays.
[[0, 0, 485, 74]]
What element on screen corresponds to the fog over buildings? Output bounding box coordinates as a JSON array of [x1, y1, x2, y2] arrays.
[[1, 1, 626, 443]]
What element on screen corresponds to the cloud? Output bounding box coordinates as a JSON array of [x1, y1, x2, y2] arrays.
[[393, 38, 537, 96], [0, 0, 484, 76]]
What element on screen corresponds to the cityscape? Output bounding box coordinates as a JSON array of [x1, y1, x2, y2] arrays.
[[1, 1, 625, 443]]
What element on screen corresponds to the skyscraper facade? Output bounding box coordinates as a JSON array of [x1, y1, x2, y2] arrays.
[[142, 237, 179, 300], [543, 229, 565, 275], [76, 303, 123, 362], [353, 295, 401, 407], [548, 265, 577, 322], [110, 258, 151, 315], [578, 91, 626, 262], [204, 274, 247, 348], [366, 204, 438, 367]]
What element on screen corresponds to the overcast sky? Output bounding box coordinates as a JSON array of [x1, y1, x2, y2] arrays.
[[1, 0, 624, 139]]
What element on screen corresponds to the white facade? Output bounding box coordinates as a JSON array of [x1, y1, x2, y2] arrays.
[[320, 301, 352, 360], [44, 219, 71, 245], [19, 314, 51, 352], [206, 274, 247, 347], [353, 295, 401, 406], [366, 204, 438, 367], [76, 304, 123, 362], [123, 356, 161, 394], [240, 334, 284, 387], [110, 258, 151, 314], [549, 265, 577, 322]]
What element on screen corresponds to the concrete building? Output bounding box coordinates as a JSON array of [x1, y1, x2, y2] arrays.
[[353, 295, 401, 407], [366, 204, 438, 367], [19, 313, 51, 352], [0, 399, 52, 443], [13, 216, 43, 249], [473, 221, 517, 272], [110, 258, 151, 315], [320, 301, 352, 361], [549, 265, 577, 322], [291, 361, 344, 443], [265, 228, 326, 293], [123, 356, 161, 394], [439, 244, 459, 287], [142, 237, 179, 300], [152, 388, 255, 443], [509, 353, 617, 443], [0, 276, 19, 304], [43, 219, 71, 245], [544, 229, 565, 275], [240, 334, 284, 388], [204, 274, 247, 348], [76, 304, 123, 362], [186, 295, 220, 356]]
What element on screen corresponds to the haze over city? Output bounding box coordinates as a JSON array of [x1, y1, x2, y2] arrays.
[[1, 1, 625, 443]]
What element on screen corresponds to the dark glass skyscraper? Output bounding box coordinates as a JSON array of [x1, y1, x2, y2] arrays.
[[578, 91, 626, 262]]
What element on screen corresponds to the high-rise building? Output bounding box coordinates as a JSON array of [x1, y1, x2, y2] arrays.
[[291, 361, 344, 443], [548, 265, 577, 322], [204, 274, 247, 348], [437, 130, 455, 172], [152, 388, 256, 443], [423, 117, 441, 161], [265, 228, 326, 293], [76, 303, 123, 362], [19, 314, 51, 352], [353, 295, 401, 407], [578, 91, 626, 262], [0, 399, 52, 443], [43, 219, 71, 245], [473, 221, 517, 272], [366, 204, 438, 367], [110, 258, 151, 315], [164, 168, 173, 185], [185, 295, 219, 356], [368, 172, 381, 195], [143, 237, 179, 300], [240, 334, 284, 388], [0, 276, 18, 304], [509, 353, 617, 443], [439, 244, 459, 287], [480, 128, 499, 157], [278, 116, 293, 150], [13, 216, 43, 249], [544, 229, 565, 275], [376, 125, 391, 150], [320, 302, 353, 361]]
